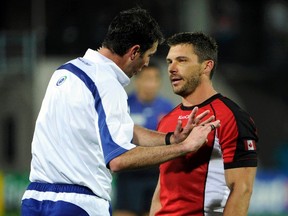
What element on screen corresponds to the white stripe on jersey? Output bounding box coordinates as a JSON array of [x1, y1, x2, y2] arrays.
[[204, 132, 230, 214]]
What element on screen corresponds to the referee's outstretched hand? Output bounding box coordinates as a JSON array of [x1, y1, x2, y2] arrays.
[[181, 119, 221, 153], [171, 107, 216, 144]]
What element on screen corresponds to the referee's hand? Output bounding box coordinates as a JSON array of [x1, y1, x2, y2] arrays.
[[170, 107, 215, 144], [181, 120, 220, 153]]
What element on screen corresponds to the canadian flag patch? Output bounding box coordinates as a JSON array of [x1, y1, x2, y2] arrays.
[[244, 140, 256, 151]]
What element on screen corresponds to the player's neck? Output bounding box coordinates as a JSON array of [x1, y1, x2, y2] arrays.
[[182, 83, 217, 107]]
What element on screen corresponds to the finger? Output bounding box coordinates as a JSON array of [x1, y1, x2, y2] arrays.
[[174, 119, 183, 136], [182, 107, 199, 131], [214, 120, 221, 128], [200, 115, 215, 125], [194, 110, 210, 125], [198, 120, 220, 133], [210, 124, 216, 131], [209, 120, 221, 130], [188, 107, 198, 124]]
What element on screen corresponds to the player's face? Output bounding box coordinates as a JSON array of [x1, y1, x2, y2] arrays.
[[126, 42, 158, 78], [166, 44, 203, 97]]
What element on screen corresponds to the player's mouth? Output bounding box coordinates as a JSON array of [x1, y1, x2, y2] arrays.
[[170, 76, 182, 85]]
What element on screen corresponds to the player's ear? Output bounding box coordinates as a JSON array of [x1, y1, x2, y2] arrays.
[[202, 60, 214, 76], [204, 60, 214, 71]]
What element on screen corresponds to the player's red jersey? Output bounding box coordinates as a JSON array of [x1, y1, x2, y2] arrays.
[[156, 93, 258, 216]]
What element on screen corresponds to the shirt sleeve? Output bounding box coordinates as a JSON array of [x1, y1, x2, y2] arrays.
[[96, 77, 136, 165], [217, 98, 258, 169]]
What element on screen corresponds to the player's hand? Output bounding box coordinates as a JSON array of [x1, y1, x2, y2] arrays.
[[182, 120, 221, 153], [171, 107, 215, 144]]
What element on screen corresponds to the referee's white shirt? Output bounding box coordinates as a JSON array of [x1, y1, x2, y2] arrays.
[[29, 49, 136, 201]]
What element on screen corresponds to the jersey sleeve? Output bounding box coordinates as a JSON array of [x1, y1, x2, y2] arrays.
[[96, 76, 136, 166], [217, 98, 258, 169]]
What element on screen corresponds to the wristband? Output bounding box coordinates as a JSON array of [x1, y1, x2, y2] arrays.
[[165, 132, 174, 145]]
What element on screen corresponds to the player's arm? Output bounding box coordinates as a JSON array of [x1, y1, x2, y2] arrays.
[[133, 107, 214, 147], [109, 120, 220, 172], [223, 166, 257, 216], [149, 176, 161, 216]]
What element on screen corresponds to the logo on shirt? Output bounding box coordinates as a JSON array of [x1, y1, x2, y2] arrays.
[[178, 115, 189, 120], [56, 76, 67, 86], [244, 140, 256, 151]]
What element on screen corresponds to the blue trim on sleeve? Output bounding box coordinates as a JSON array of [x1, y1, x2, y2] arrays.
[[57, 63, 127, 165]]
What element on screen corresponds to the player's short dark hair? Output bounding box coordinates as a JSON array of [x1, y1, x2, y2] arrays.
[[102, 7, 164, 56], [167, 32, 218, 78]]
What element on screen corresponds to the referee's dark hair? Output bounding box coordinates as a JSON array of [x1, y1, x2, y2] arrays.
[[102, 7, 164, 57]]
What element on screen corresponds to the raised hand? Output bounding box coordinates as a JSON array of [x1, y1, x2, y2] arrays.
[[181, 119, 221, 153], [171, 107, 216, 144]]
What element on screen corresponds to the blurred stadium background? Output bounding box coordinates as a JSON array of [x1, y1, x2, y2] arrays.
[[0, 0, 287, 215]]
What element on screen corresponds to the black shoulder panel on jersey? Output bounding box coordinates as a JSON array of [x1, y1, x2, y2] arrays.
[[219, 96, 259, 168], [219, 96, 258, 141]]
